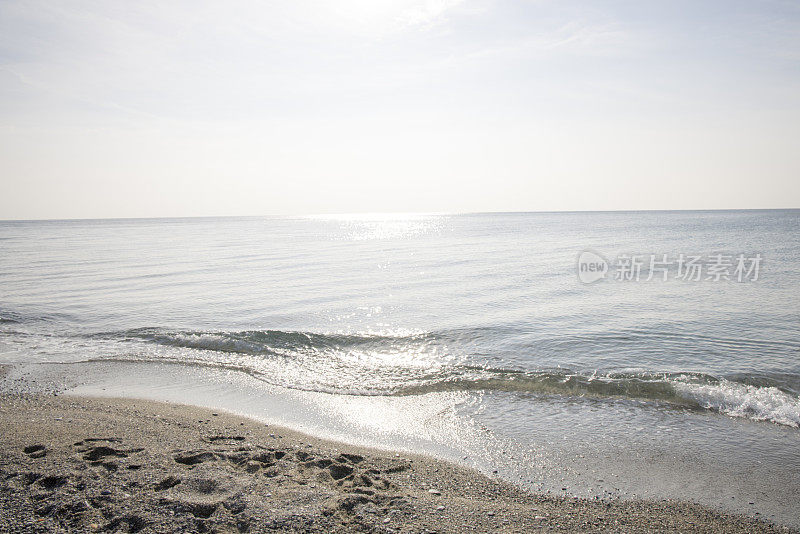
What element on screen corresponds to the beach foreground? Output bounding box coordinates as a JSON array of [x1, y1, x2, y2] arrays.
[[0, 394, 788, 533]]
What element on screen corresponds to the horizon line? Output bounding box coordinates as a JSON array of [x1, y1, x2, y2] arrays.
[[1, 206, 798, 223]]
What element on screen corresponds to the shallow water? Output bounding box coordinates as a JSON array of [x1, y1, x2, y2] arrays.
[[1, 210, 799, 526]]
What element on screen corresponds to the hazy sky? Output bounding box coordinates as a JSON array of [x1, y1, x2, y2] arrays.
[[1, 0, 799, 219]]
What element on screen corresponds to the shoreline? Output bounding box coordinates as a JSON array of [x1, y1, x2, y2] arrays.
[[0, 393, 790, 533]]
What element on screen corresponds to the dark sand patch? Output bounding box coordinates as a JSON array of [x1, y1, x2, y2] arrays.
[[0, 394, 791, 533]]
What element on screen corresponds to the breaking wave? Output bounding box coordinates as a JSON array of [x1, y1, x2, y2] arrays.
[[82, 327, 800, 428]]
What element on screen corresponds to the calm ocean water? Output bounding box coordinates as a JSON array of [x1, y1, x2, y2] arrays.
[[1, 210, 799, 526]]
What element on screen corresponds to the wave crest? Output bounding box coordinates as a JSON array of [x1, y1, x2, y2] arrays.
[[673, 379, 800, 428], [88, 327, 800, 428]]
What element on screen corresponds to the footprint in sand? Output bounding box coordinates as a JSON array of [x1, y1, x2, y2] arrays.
[[23, 444, 46, 459], [173, 450, 219, 466]]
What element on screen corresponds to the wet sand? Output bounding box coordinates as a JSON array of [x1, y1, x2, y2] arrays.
[[0, 393, 790, 533]]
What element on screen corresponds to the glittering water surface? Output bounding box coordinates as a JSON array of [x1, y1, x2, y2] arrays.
[[1, 211, 799, 526]]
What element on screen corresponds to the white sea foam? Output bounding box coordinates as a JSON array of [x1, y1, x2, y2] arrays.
[[673, 379, 800, 428]]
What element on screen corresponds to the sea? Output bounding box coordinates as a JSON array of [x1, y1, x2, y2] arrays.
[[1, 210, 798, 527]]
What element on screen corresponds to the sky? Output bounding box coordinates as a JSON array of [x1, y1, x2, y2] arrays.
[[0, 0, 799, 219]]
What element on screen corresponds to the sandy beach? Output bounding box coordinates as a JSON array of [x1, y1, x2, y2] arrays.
[[0, 393, 789, 533]]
